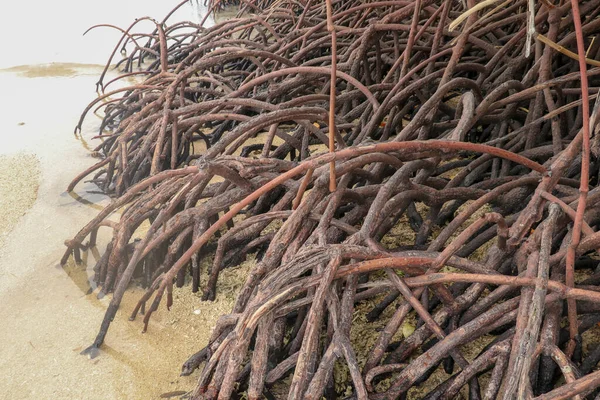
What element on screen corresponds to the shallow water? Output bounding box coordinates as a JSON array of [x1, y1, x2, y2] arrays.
[[0, 2, 242, 399], [0, 0, 213, 69]]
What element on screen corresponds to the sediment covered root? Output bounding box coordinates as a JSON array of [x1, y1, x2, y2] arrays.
[[64, 0, 600, 398]]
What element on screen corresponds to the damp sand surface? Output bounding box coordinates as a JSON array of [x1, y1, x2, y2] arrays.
[[0, 154, 40, 250], [0, 29, 248, 400]]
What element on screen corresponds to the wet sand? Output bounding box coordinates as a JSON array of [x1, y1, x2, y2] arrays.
[[0, 153, 40, 251]]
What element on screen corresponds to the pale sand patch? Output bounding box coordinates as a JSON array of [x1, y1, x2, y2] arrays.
[[0, 153, 40, 249], [0, 248, 251, 400]]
